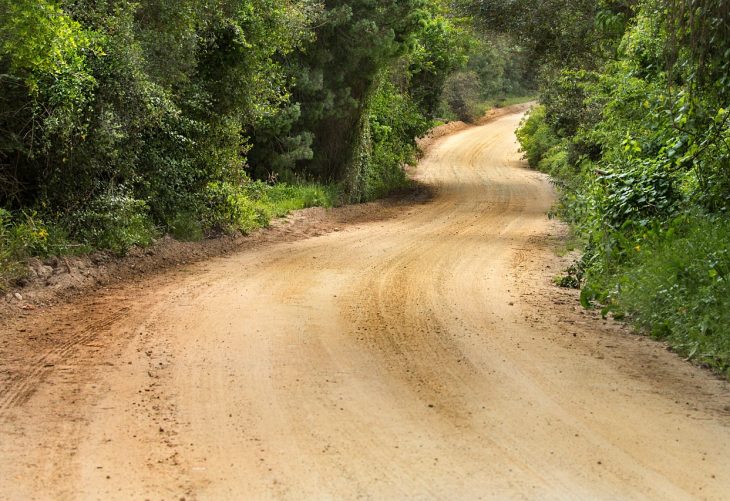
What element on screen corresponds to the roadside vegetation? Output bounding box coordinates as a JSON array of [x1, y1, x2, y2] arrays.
[[0, 0, 533, 289], [4, 1, 726, 380], [437, 35, 536, 122], [471, 0, 730, 376]]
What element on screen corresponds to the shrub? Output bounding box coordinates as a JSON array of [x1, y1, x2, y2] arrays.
[[0, 209, 79, 287], [516, 106, 560, 168], [440, 71, 481, 122], [364, 78, 431, 201], [68, 190, 156, 254], [615, 214, 730, 376], [204, 181, 265, 234], [169, 211, 204, 242]]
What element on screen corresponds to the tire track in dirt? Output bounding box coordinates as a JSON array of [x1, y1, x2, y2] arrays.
[[0, 305, 131, 412]]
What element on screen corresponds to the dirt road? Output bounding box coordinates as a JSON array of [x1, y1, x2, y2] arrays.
[[2, 110, 730, 500]]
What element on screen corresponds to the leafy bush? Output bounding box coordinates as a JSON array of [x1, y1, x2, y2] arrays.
[[511, 0, 730, 377], [169, 211, 204, 242], [440, 71, 482, 122], [516, 106, 559, 168], [614, 215, 730, 376], [408, 12, 471, 117], [68, 191, 156, 254], [364, 79, 431, 200], [598, 162, 678, 232], [204, 181, 267, 234], [0, 209, 77, 287]]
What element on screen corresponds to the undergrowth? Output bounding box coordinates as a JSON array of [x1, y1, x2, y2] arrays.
[[518, 103, 730, 378], [0, 181, 340, 291], [611, 215, 730, 376]]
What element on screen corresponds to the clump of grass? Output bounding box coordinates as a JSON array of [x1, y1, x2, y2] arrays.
[[259, 183, 340, 217], [205, 180, 341, 235]]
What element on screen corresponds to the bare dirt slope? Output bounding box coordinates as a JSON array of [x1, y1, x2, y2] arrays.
[[2, 110, 730, 500]]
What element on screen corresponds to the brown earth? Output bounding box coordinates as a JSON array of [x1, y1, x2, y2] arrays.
[[1, 109, 730, 500], [0, 189, 432, 320]]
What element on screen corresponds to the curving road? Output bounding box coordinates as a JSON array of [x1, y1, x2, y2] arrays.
[[2, 110, 730, 500]]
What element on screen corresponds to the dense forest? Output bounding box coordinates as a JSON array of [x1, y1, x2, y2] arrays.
[[1, 1, 728, 374], [0, 0, 530, 270]]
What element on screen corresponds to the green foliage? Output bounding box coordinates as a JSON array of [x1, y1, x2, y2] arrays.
[[516, 106, 559, 168], [436, 31, 536, 123], [598, 163, 679, 232], [245, 0, 466, 202], [665, 0, 730, 97], [1, 0, 316, 216], [0, 208, 78, 287], [169, 211, 205, 242], [513, 0, 730, 376], [0, 209, 49, 259], [465, 0, 632, 68], [67, 190, 156, 255], [204, 181, 339, 234], [614, 215, 730, 376], [440, 71, 482, 122], [247, 103, 314, 182], [365, 78, 432, 200], [0, 0, 100, 204], [465, 36, 535, 99], [408, 9, 471, 117], [263, 183, 338, 213], [0, 0, 477, 286], [287, 0, 429, 186], [0, 0, 98, 98]]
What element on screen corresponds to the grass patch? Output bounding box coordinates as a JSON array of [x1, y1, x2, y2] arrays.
[[257, 183, 340, 217], [232, 182, 340, 233], [204, 180, 342, 235]]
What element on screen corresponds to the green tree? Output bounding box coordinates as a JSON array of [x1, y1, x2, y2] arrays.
[[291, 0, 427, 186]]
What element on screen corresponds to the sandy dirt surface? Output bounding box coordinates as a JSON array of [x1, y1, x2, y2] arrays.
[[1, 110, 730, 500]]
